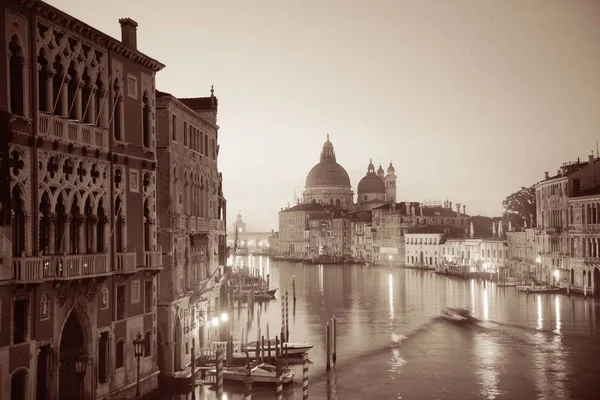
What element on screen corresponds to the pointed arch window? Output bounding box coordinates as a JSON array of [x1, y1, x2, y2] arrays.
[[142, 91, 151, 148], [9, 35, 24, 116], [113, 80, 123, 140]]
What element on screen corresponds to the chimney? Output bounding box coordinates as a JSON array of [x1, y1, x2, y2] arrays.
[[119, 18, 138, 49], [456, 203, 461, 217], [544, 171, 549, 180], [463, 204, 466, 215], [449, 201, 452, 210], [411, 204, 415, 215], [419, 204, 423, 216], [405, 202, 411, 215]]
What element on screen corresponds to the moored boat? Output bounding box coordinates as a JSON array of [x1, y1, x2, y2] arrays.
[[207, 363, 295, 384], [516, 285, 562, 294], [244, 340, 313, 356]]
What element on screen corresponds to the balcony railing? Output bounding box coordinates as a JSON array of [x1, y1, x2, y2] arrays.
[[583, 257, 600, 265], [38, 113, 109, 150], [144, 251, 163, 269], [116, 252, 136, 272], [545, 226, 560, 234], [13, 254, 109, 282], [215, 220, 225, 231]]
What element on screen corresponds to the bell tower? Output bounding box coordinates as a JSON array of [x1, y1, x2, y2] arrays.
[[385, 161, 397, 203]]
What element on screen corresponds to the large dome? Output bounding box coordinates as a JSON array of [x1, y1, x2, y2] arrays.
[[357, 174, 385, 194], [357, 159, 385, 194], [305, 135, 351, 188], [305, 162, 351, 187]]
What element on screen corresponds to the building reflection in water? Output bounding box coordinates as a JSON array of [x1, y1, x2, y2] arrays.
[[554, 296, 561, 335], [474, 332, 501, 399], [319, 264, 324, 295], [482, 288, 489, 321], [537, 295, 543, 331], [470, 279, 476, 314], [389, 273, 394, 323]]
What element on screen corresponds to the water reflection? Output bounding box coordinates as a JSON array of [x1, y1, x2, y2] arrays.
[[389, 273, 394, 323], [555, 296, 561, 335], [474, 333, 501, 399], [482, 288, 489, 321], [537, 295, 543, 330]]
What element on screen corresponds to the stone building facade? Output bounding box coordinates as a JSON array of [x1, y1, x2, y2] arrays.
[[405, 233, 444, 268], [155, 90, 226, 380], [0, 2, 165, 399]]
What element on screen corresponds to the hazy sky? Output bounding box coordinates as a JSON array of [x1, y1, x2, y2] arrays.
[[48, 0, 600, 231]]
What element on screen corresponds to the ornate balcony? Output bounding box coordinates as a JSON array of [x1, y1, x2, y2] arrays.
[[13, 254, 109, 283], [115, 252, 136, 273], [545, 226, 560, 234], [215, 219, 225, 232], [142, 251, 163, 272], [583, 257, 600, 265], [38, 113, 109, 150]]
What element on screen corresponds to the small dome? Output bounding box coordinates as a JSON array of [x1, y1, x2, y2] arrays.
[[377, 164, 385, 177], [387, 161, 395, 173], [358, 173, 385, 194]]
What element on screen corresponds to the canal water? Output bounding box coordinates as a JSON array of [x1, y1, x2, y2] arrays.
[[163, 255, 600, 400]]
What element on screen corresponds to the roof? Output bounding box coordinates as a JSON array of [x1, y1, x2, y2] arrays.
[[280, 202, 329, 213], [357, 173, 385, 194], [406, 224, 466, 235], [372, 203, 468, 218], [350, 211, 373, 223], [179, 97, 218, 111], [305, 137, 351, 188]]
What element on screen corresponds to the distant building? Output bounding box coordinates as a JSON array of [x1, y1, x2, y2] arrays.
[[232, 211, 247, 233], [506, 229, 536, 281]]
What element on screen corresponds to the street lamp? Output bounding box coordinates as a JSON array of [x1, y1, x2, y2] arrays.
[[133, 332, 144, 398], [388, 254, 393, 269], [74, 349, 88, 400]]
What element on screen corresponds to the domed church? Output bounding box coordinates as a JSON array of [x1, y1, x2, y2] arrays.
[[303, 135, 355, 208], [301, 136, 396, 211], [356, 159, 397, 211]]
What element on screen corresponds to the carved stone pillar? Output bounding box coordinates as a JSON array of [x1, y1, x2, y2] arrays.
[[77, 214, 86, 254], [103, 218, 110, 253], [47, 213, 57, 255], [89, 215, 99, 253], [98, 89, 108, 128], [61, 75, 71, 118], [24, 213, 32, 256], [63, 214, 72, 254], [122, 217, 128, 251], [88, 86, 97, 125], [75, 81, 84, 121], [46, 71, 54, 113]]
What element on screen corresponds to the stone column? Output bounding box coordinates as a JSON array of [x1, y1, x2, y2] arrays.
[[75, 81, 84, 121], [24, 213, 33, 256], [103, 217, 110, 253], [99, 90, 109, 128], [77, 215, 86, 254], [63, 214, 72, 254], [122, 217, 128, 251], [46, 71, 54, 113], [47, 213, 57, 255], [89, 215, 99, 253], [61, 75, 70, 118], [88, 86, 97, 125]]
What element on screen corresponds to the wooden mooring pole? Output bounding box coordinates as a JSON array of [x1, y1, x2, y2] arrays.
[[216, 348, 224, 398], [285, 291, 289, 342], [275, 362, 283, 400], [326, 322, 331, 371], [302, 352, 309, 400], [293, 275, 296, 302], [332, 315, 337, 365]]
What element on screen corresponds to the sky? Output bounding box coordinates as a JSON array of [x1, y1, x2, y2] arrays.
[[48, 0, 600, 232]]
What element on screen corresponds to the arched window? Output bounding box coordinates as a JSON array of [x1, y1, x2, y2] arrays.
[[67, 61, 78, 119], [11, 185, 25, 257], [9, 35, 24, 116], [115, 339, 125, 368], [52, 55, 64, 116]]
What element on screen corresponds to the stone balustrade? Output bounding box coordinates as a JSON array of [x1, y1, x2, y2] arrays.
[[116, 252, 137, 272], [144, 251, 163, 269], [38, 113, 109, 150], [13, 253, 109, 282]]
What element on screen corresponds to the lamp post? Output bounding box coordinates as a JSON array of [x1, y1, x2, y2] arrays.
[[388, 254, 393, 270], [74, 349, 88, 400], [133, 332, 144, 398]]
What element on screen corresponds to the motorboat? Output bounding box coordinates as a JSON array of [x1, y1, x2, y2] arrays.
[[244, 340, 313, 356], [207, 363, 295, 384], [364, 262, 372, 268], [441, 307, 470, 323]]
